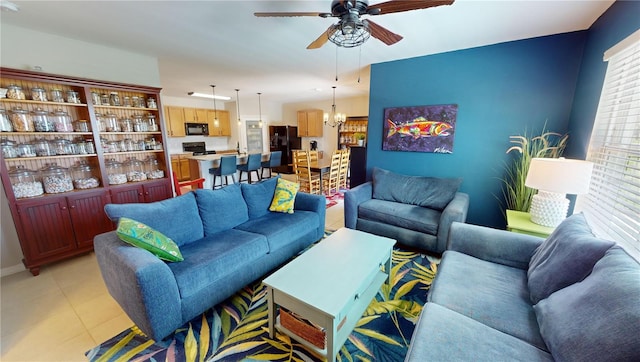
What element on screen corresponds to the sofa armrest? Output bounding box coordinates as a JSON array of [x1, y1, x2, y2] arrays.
[[294, 192, 326, 240], [436, 192, 469, 253], [94, 231, 182, 340], [447, 222, 544, 270], [344, 181, 373, 229]]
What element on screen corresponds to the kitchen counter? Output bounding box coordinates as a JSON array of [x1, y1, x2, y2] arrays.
[[187, 153, 269, 189]]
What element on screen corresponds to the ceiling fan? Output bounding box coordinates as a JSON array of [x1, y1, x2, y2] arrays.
[[255, 0, 454, 49]]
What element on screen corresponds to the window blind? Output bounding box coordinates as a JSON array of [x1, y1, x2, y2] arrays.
[[575, 30, 640, 261]]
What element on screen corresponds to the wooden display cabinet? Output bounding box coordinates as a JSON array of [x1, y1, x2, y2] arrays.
[[338, 116, 368, 149], [0, 67, 172, 275]]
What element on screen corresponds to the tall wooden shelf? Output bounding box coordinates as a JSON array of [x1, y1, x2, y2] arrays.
[[338, 116, 368, 149], [0, 67, 172, 275]]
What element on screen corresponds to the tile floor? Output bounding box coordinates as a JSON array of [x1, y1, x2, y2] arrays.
[[0, 198, 345, 361]]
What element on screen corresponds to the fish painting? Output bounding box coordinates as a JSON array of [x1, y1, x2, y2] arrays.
[[386, 117, 452, 139]]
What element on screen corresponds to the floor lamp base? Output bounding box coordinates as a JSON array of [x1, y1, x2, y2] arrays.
[[529, 191, 568, 228]]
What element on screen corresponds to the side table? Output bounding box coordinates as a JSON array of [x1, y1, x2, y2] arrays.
[[506, 210, 555, 238]]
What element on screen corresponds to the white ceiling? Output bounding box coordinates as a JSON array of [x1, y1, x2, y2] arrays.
[[1, 0, 614, 104]]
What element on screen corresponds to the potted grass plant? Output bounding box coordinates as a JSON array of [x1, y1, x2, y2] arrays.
[[355, 133, 366, 146], [499, 127, 568, 214]]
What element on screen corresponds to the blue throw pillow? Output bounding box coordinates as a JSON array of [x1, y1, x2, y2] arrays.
[[527, 213, 614, 304], [371, 167, 461, 211], [104, 192, 204, 247], [241, 176, 279, 219], [195, 184, 249, 235], [534, 246, 640, 361]]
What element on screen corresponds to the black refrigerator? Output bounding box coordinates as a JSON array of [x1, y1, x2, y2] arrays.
[[269, 125, 301, 173]]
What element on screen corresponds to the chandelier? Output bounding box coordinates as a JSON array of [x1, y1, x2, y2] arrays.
[[324, 86, 346, 127], [328, 11, 370, 48]]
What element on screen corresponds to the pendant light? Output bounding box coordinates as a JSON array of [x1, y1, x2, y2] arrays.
[[235, 89, 241, 126], [257, 92, 263, 128], [210, 84, 219, 127]]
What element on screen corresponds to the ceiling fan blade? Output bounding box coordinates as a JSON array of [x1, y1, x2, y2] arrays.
[[368, 0, 454, 15], [254, 12, 331, 18], [307, 26, 338, 49], [364, 20, 403, 46]]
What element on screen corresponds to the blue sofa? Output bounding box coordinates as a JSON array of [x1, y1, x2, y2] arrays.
[[406, 214, 640, 361], [344, 167, 469, 253], [94, 177, 325, 341]]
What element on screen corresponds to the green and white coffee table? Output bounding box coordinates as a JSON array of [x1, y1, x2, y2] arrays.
[[264, 227, 396, 361]]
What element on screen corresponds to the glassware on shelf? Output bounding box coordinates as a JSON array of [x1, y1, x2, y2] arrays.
[[133, 114, 147, 132], [40, 163, 74, 194], [146, 114, 158, 131], [33, 138, 56, 157], [9, 107, 35, 132], [85, 139, 95, 154], [104, 112, 120, 132], [146, 97, 157, 109], [144, 156, 164, 179], [123, 157, 147, 182], [105, 158, 127, 185], [16, 142, 36, 158], [73, 119, 91, 132], [122, 138, 138, 152], [104, 140, 121, 153], [50, 89, 65, 103], [109, 92, 121, 106], [0, 109, 13, 132], [144, 137, 156, 150], [51, 137, 75, 155], [123, 96, 131, 107], [65, 90, 81, 104], [131, 96, 143, 108], [72, 137, 89, 155], [6, 84, 26, 100], [95, 113, 106, 132], [50, 109, 73, 132], [91, 91, 101, 105], [32, 107, 55, 132], [9, 165, 44, 198], [1, 137, 18, 158], [71, 161, 99, 189], [30, 87, 48, 102], [119, 117, 133, 132], [100, 93, 110, 106]]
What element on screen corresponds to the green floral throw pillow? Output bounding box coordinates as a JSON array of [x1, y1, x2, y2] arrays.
[[116, 217, 184, 262], [269, 178, 300, 214]]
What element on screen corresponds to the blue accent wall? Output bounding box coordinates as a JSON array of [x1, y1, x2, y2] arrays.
[[368, 32, 587, 228]]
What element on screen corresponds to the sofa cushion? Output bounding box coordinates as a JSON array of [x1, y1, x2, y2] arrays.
[[104, 192, 204, 247], [358, 199, 440, 235], [116, 217, 183, 262], [234, 210, 319, 252], [527, 213, 614, 304], [406, 303, 554, 362], [269, 178, 299, 214], [195, 184, 249, 235], [241, 177, 279, 219], [534, 246, 640, 361], [371, 167, 461, 210], [167, 229, 269, 300], [429, 250, 547, 350]]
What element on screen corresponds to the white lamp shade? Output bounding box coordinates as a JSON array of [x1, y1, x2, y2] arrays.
[[525, 158, 594, 194]]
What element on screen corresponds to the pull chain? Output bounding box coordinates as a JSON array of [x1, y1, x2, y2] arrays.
[[358, 45, 362, 83], [335, 45, 339, 82]]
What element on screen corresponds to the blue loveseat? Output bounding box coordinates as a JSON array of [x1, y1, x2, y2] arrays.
[[406, 214, 640, 361], [94, 177, 325, 341], [345, 167, 469, 253]]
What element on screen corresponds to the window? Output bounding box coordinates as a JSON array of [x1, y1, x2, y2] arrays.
[[576, 29, 640, 261]]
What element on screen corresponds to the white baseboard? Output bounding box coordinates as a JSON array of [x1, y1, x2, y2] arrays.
[[1, 263, 26, 277]]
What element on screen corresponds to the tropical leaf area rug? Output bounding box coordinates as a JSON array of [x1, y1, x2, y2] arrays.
[[86, 242, 439, 362], [325, 191, 345, 209]]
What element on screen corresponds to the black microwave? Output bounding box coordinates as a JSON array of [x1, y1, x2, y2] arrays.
[[185, 123, 209, 136]]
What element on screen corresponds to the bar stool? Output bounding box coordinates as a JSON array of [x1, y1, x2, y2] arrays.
[[209, 155, 237, 189], [261, 151, 282, 179], [237, 153, 262, 184]]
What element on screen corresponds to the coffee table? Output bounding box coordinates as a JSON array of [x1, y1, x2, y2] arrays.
[[264, 228, 396, 361]]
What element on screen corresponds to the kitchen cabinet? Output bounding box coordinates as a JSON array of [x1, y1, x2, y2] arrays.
[[183, 108, 208, 123], [338, 116, 368, 149], [171, 154, 192, 181], [207, 109, 231, 136], [0, 67, 172, 275], [297, 109, 323, 137], [164, 106, 186, 137], [109, 178, 172, 204]]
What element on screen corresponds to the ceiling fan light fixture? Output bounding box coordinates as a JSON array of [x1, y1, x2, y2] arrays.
[[329, 18, 370, 48]]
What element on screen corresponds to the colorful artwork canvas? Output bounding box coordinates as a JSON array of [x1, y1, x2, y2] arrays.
[[382, 104, 458, 153]]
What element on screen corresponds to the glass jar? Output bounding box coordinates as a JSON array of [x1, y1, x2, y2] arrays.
[[95, 113, 106, 132], [146, 114, 158, 132], [132, 114, 146, 132], [131, 96, 143, 108], [72, 137, 88, 155], [123, 96, 131, 107], [6, 84, 26, 100], [85, 139, 95, 154], [70, 161, 99, 189], [146, 97, 157, 109], [144, 137, 156, 150], [144, 156, 164, 179], [51, 137, 75, 155], [104, 140, 120, 153], [9, 165, 44, 198], [119, 117, 133, 132], [104, 112, 120, 132], [122, 138, 137, 152], [9, 107, 34, 132], [32, 107, 55, 132], [109, 92, 121, 106], [0, 109, 13, 132], [105, 158, 127, 185], [34, 138, 56, 156], [50, 88, 65, 103], [16, 142, 36, 158], [65, 90, 81, 104], [50, 109, 73, 132], [100, 93, 110, 106], [41, 163, 74, 194], [30, 87, 48, 102], [73, 119, 91, 132], [1, 138, 18, 158], [91, 91, 101, 105], [124, 157, 147, 182]]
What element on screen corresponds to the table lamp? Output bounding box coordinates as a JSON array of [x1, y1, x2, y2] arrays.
[[525, 158, 594, 227]]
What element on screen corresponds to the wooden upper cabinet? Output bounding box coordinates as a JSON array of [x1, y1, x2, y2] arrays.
[[165, 106, 186, 137], [297, 109, 323, 137], [207, 110, 231, 136], [183, 108, 208, 123]]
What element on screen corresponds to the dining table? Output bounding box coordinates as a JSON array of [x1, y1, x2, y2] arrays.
[[289, 158, 334, 193]]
